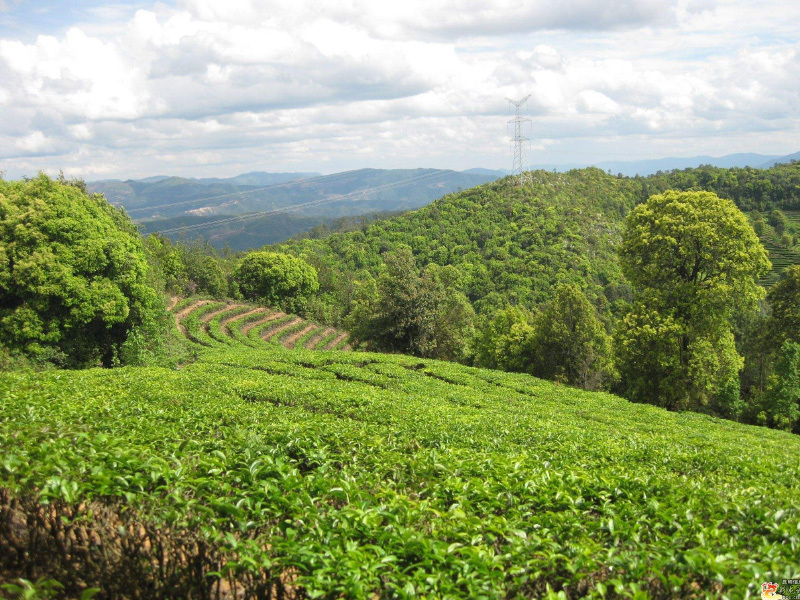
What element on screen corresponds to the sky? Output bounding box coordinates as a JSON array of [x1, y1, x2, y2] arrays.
[[0, 0, 799, 180]]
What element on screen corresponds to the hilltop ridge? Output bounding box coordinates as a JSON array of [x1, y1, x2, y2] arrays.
[[274, 164, 800, 324]]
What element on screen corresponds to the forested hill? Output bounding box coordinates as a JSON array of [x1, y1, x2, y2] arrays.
[[273, 162, 800, 319], [277, 169, 635, 315]]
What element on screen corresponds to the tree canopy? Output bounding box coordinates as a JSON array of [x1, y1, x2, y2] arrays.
[[617, 190, 770, 412], [234, 251, 319, 314], [527, 283, 615, 390], [0, 175, 163, 367], [347, 247, 474, 360]]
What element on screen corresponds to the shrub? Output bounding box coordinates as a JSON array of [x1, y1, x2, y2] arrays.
[[0, 175, 164, 367], [234, 252, 319, 314]]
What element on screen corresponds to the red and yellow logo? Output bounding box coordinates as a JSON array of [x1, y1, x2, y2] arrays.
[[763, 582, 785, 600]]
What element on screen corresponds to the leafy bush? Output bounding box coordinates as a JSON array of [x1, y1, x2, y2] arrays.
[[234, 251, 318, 314], [0, 175, 165, 367]]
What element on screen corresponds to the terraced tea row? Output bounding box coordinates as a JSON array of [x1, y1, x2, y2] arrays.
[[171, 297, 351, 351], [1, 345, 798, 598], [758, 233, 800, 286]]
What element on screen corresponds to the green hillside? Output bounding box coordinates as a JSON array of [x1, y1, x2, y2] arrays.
[[754, 210, 800, 287], [1, 341, 798, 598], [757, 233, 800, 287], [273, 165, 800, 322], [277, 169, 642, 317]]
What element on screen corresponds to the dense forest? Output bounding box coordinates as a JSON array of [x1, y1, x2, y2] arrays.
[[275, 162, 800, 323]]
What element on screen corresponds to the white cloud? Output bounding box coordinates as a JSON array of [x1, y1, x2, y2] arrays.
[[0, 0, 798, 179], [68, 123, 93, 140], [577, 90, 622, 115], [14, 130, 49, 153], [0, 27, 149, 120]]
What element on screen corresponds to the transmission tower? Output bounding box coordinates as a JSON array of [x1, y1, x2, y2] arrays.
[[506, 95, 531, 186]]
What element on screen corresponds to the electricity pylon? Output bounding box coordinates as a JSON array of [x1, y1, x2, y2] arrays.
[[506, 95, 531, 186]]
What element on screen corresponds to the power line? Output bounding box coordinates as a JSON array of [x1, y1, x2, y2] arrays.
[[153, 170, 447, 236], [123, 174, 331, 215], [506, 95, 531, 186]]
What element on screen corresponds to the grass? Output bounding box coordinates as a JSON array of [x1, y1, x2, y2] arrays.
[[1, 343, 799, 599]]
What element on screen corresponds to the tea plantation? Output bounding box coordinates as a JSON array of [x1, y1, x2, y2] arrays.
[[1, 341, 799, 599], [758, 210, 800, 287], [171, 297, 351, 352]]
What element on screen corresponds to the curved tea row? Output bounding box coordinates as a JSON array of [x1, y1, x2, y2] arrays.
[[171, 297, 351, 351]]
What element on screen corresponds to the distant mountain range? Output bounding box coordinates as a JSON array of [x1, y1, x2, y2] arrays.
[[758, 151, 800, 169], [88, 152, 798, 249], [89, 168, 503, 248]]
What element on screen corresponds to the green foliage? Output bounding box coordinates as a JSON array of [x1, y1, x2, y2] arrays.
[[764, 341, 800, 431], [527, 283, 615, 390], [770, 209, 788, 236], [618, 190, 770, 413], [643, 162, 800, 212], [183, 246, 229, 297], [276, 169, 638, 321], [274, 164, 800, 326], [234, 251, 319, 314], [144, 234, 234, 297], [0, 175, 165, 368], [619, 190, 769, 311], [473, 306, 534, 372], [348, 247, 474, 360], [767, 265, 800, 348], [473, 287, 615, 391], [1, 345, 798, 597], [614, 305, 684, 409]]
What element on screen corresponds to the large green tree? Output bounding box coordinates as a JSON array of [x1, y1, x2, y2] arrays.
[[527, 283, 615, 390], [348, 247, 474, 360], [0, 175, 163, 367], [617, 190, 770, 413], [234, 251, 318, 314]]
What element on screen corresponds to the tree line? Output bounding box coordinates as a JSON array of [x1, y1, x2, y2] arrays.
[[341, 189, 799, 431], [0, 174, 320, 369]]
